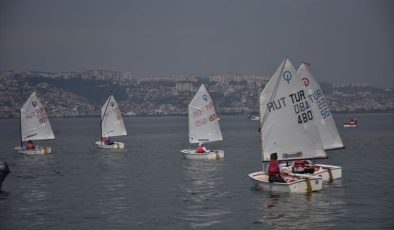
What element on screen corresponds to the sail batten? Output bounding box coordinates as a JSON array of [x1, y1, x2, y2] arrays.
[[20, 92, 55, 141], [259, 59, 326, 161], [188, 84, 223, 144], [100, 95, 127, 137]]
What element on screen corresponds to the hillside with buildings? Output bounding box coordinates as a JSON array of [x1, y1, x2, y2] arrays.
[[0, 70, 393, 118]]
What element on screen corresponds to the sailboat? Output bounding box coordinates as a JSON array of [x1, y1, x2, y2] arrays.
[[285, 62, 344, 181], [95, 95, 127, 149], [180, 84, 224, 160], [248, 58, 323, 193], [15, 92, 55, 155]]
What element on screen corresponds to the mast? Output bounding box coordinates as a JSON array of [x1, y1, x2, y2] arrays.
[[259, 59, 287, 163], [20, 107, 22, 148], [100, 95, 112, 141]]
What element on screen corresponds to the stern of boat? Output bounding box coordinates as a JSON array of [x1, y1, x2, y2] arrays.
[[180, 149, 224, 160], [95, 141, 124, 149]]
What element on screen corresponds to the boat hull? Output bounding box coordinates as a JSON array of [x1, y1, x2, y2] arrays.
[[15, 146, 52, 155], [180, 149, 224, 160], [95, 141, 125, 149], [314, 164, 342, 181], [248, 171, 323, 193], [343, 124, 357, 128]]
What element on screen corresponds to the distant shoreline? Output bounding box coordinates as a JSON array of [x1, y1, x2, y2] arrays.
[[1, 110, 393, 120]]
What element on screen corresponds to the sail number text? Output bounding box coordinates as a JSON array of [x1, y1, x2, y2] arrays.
[[266, 90, 313, 124], [25, 106, 48, 124], [308, 89, 331, 119], [193, 101, 214, 118], [193, 101, 216, 127], [104, 106, 122, 121], [290, 90, 313, 124], [37, 106, 48, 124]]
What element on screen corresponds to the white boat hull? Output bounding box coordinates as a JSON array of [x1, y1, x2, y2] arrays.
[[95, 141, 125, 149], [180, 149, 224, 160], [15, 146, 52, 155], [248, 171, 323, 193], [282, 164, 342, 182], [343, 124, 357, 128], [314, 164, 342, 181]]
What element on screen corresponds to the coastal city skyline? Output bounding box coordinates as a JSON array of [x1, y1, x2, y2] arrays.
[[1, 69, 393, 118], [1, 0, 393, 88]]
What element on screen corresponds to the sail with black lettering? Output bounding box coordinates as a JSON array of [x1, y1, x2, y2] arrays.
[[259, 58, 326, 162], [297, 63, 344, 150], [188, 84, 222, 144], [20, 92, 55, 141], [100, 95, 127, 138]]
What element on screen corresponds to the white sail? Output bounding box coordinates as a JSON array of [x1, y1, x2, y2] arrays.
[[188, 84, 222, 144], [297, 63, 344, 150], [21, 92, 55, 141], [101, 95, 127, 137], [259, 58, 326, 162]]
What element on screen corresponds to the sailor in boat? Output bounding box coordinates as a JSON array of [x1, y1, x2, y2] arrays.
[[104, 136, 114, 145], [25, 140, 35, 150], [268, 153, 286, 183], [292, 160, 315, 174], [196, 143, 211, 154]]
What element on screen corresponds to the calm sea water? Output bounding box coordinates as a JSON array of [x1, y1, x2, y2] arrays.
[[0, 113, 393, 230]]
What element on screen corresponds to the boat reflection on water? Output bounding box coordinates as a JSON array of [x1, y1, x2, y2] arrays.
[[93, 150, 131, 226], [255, 181, 345, 229], [180, 160, 229, 228]]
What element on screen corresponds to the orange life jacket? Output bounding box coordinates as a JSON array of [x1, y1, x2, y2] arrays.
[[268, 160, 280, 176], [196, 146, 204, 153]]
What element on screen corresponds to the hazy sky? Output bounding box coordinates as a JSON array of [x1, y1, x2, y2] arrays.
[[1, 0, 393, 87]]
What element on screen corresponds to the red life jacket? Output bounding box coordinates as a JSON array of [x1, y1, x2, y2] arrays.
[[196, 146, 204, 153], [268, 160, 281, 176], [294, 160, 306, 168], [27, 143, 34, 150]]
